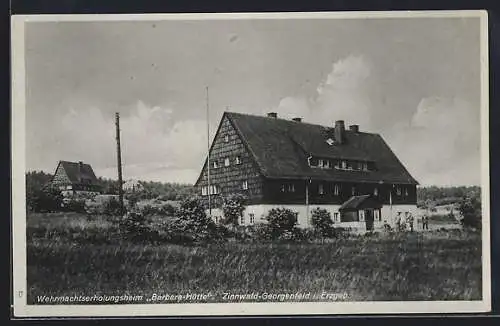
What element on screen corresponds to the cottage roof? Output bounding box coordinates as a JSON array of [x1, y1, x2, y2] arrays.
[[225, 112, 418, 185], [339, 195, 383, 211], [57, 160, 100, 185]]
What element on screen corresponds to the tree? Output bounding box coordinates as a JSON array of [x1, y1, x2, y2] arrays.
[[459, 196, 482, 229], [311, 207, 334, 237], [175, 197, 218, 242], [30, 187, 63, 213], [265, 208, 299, 240], [221, 193, 246, 228]]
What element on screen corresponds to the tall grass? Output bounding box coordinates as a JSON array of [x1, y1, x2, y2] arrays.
[[26, 213, 482, 303]]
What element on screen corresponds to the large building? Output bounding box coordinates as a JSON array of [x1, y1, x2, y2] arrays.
[[50, 160, 102, 199], [194, 112, 419, 231]]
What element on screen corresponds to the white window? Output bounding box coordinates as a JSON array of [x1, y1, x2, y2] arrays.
[[334, 212, 339, 222], [318, 159, 324, 168], [404, 187, 409, 197], [66, 185, 73, 190], [224, 135, 229, 142], [209, 185, 219, 195], [235, 156, 241, 164], [334, 184, 340, 196], [280, 184, 286, 192], [201, 186, 208, 196], [326, 138, 335, 146], [359, 211, 365, 222], [288, 183, 295, 192], [374, 187, 378, 196], [224, 158, 230, 167], [212, 161, 218, 168], [363, 162, 368, 171], [396, 186, 402, 196], [318, 183, 324, 195], [242, 180, 248, 190], [324, 160, 331, 169], [249, 213, 255, 224], [341, 160, 347, 169]]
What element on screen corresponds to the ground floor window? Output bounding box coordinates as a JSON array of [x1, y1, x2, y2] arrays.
[[249, 213, 255, 224]]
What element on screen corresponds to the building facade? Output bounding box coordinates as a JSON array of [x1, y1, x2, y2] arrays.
[[195, 112, 419, 231]]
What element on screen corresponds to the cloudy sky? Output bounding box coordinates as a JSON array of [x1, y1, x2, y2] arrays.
[[25, 16, 483, 186]]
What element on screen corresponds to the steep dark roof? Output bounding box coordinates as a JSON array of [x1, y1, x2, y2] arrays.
[[58, 160, 100, 185], [339, 195, 383, 211], [225, 112, 418, 185]]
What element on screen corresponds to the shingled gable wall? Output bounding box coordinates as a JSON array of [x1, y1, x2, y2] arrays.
[[196, 114, 264, 213], [51, 162, 72, 189]]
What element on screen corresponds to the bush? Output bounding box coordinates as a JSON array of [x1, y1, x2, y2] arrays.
[[118, 211, 154, 242], [459, 196, 482, 229], [175, 197, 223, 243], [139, 203, 177, 217], [264, 208, 299, 240], [310, 208, 335, 238], [221, 193, 247, 228], [29, 187, 63, 213], [103, 197, 126, 216], [62, 199, 86, 213]]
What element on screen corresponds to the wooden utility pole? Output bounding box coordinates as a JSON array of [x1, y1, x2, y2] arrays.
[[115, 112, 124, 215]]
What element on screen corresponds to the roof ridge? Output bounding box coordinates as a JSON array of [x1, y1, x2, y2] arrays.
[[225, 111, 376, 135]]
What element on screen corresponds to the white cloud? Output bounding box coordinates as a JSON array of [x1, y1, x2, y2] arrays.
[[276, 54, 374, 129], [275, 54, 481, 186], [55, 101, 207, 184], [387, 96, 480, 186]]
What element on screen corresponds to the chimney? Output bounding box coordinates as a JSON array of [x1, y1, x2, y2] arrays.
[[267, 112, 277, 118], [349, 124, 359, 132], [292, 117, 302, 122], [334, 120, 345, 144]]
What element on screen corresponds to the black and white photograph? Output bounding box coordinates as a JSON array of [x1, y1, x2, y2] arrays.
[[11, 11, 490, 317]]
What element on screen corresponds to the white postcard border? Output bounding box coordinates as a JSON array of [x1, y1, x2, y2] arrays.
[[11, 10, 491, 317]]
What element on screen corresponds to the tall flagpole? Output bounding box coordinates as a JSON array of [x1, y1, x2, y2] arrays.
[[206, 86, 212, 216]]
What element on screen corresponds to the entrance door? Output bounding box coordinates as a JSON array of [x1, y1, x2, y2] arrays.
[[365, 209, 374, 231]]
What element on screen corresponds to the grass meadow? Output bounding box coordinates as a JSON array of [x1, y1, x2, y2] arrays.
[[26, 212, 482, 304]]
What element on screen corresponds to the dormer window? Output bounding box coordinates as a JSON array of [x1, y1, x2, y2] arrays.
[[224, 158, 230, 167]]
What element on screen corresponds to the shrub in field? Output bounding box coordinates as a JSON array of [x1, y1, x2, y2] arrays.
[[61, 199, 86, 213], [459, 196, 481, 229], [310, 207, 335, 238], [139, 203, 177, 217], [29, 187, 63, 213], [103, 197, 126, 216], [264, 208, 299, 240], [175, 197, 224, 243], [221, 193, 247, 229], [118, 211, 154, 242]]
